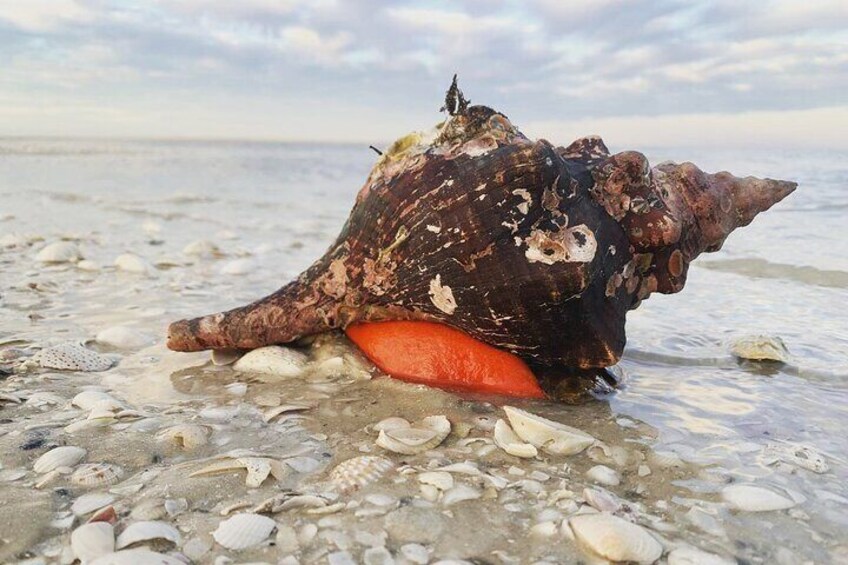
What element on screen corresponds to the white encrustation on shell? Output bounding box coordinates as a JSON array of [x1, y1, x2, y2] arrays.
[[33, 343, 114, 372], [503, 406, 595, 455], [115, 520, 181, 550], [721, 484, 796, 512], [37, 241, 81, 263], [72, 492, 116, 516], [71, 463, 125, 487], [114, 253, 153, 274], [95, 326, 154, 349], [586, 465, 621, 487], [212, 512, 277, 550], [71, 522, 115, 564], [232, 345, 308, 378], [375, 415, 451, 455], [327, 455, 396, 494], [157, 424, 211, 450], [568, 512, 663, 564], [730, 334, 791, 362], [667, 546, 737, 565], [493, 418, 537, 458], [33, 445, 87, 473], [89, 548, 184, 565]]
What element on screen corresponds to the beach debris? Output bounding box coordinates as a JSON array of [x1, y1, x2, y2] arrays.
[[115, 520, 181, 550], [493, 418, 538, 458], [32, 342, 114, 372], [95, 326, 154, 349], [190, 456, 287, 487], [156, 424, 211, 450], [418, 471, 454, 492], [71, 522, 115, 563], [326, 455, 396, 494], [503, 406, 595, 455], [36, 241, 81, 263], [586, 465, 621, 486], [232, 345, 309, 377], [667, 546, 736, 565], [568, 512, 663, 564], [730, 334, 791, 362], [71, 463, 125, 487], [33, 445, 87, 473], [263, 403, 312, 423], [375, 415, 451, 455], [761, 441, 829, 473], [442, 483, 482, 506], [721, 484, 797, 512], [72, 492, 116, 516], [212, 513, 277, 550]]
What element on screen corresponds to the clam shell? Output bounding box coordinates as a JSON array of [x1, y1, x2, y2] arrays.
[[221, 258, 256, 275], [586, 465, 621, 486], [327, 455, 395, 494], [71, 463, 125, 487], [72, 492, 116, 516], [503, 406, 594, 455], [33, 343, 114, 372], [376, 415, 451, 455], [493, 418, 537, 458], [212, 513, 277, 550], [232, 345, 308, 377], [37, 241, 81, 263], [115, 520, 181, 550], [73, 391, 122, 411], [442, 484, 481, 506], [418, 471, 454, 491], [183, 239, 221, 258], [721, 484, 796, 512], [33, 445, 87, 473], [95, 326, 154, 350], [157, 424, 211, 450], [730, 334, 790, 362], [568, 513, 663, 564], [114, 253, 152, 274], [71, 522, 115, 564], [89, 548, 184, 565]]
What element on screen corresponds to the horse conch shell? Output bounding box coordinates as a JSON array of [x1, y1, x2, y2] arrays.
[[167, 77, 796, 371]]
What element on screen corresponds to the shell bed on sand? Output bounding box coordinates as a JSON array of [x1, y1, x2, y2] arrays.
[[1, 139, 847, 564]]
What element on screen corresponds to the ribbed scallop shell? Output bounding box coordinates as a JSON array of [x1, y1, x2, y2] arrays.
[[33, 445, 87, 473], [212, 513, 277, 550], [33, 343, 114, 372], [327, 455, 395, 494], [71, 463, 125, 487], [568, 513, 663, 564]]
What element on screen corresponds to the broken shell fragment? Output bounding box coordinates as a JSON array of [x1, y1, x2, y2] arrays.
[[115, 520, 181, 550], [493, 419, 537, 458], [72, 492, 116, 516], [33, 445, 87, 473], [212, 513, 277, 550], [568, 512, 663, 564], [327, 455, 396, 494], [33, 343, 114, 372], [89, 548, 184, 565], [721, 484, 796, 512], [503, 406, 594, 455], [157, 424, 211, 450], [71, 522, 115, 564], [375, 415, 451, 455], [730, 334, 791, 362]]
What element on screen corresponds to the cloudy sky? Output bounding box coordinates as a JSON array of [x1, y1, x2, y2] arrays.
[[1, 0, 846, 147]]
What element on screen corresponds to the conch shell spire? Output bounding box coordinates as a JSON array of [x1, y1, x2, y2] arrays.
[[167, 80, 796, 370]]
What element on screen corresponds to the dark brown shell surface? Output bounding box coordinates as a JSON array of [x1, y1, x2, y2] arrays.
[[167, 86, 796, 371]]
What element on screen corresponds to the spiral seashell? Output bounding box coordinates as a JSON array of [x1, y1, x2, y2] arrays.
[[33, 445, 87, 473]]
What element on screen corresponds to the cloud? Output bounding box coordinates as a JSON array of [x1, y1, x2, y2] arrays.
[[0, 0, 92, 32]]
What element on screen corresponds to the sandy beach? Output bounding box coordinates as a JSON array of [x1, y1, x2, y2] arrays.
[[1, 138, 847, 564]]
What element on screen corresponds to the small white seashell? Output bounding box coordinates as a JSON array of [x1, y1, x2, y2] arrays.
[[221, 258, 256, 275], [442, 484, 481, 506], [37, 241, 81, 264], [211, 348, 242, 366], [586, 465, 621, 486], [129, 499, 167, 521], [33, 343, 114, 372], [721, 484, 796, 512], [418, 471, 454, 491], [503, 406, 594, 455], [650, 450, 685, 469], [183, 239, 221, 258], [373, 417, 410, 432], [89, 548, 184, 565], [95, 326, 154, 350], [77, 259, 101, 271], [376, 415, 451, 455], [225, 382, 248, 396], [212, 513, 277, 550], [34, 446, 87, 473], [157, 424, 210, 450], [327, 455, 395, 494], [568, 512, 663, 564], [72, 492, 115, 516], [115, 520, 181, 550], [493, 418, 537, 458], [667, 546, 736, 565], [233, 345, 308, 378], [71, 463, 125, 487], [73, 391, 122, 411], [583, 488, 621, 513], [730, 334, 790, 362], [264, 404, 311, 423], [71, 522, 115, 564], [530, 521, 559, 538], [114, 253, 153, 274]]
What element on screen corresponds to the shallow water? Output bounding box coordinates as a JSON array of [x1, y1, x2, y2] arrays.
[[1, 138, 847, 564]]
